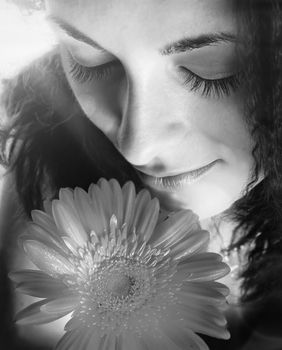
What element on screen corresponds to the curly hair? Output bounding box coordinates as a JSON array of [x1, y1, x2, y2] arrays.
[[1, 0, 282, 304], [0, 51, 143, 212], [228, 0, 282, 302]]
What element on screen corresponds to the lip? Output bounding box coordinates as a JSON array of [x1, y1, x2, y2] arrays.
[[139, 160, 220, 191]]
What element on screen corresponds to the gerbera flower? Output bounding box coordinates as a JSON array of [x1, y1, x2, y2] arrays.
[[10, 178, 230, 350]]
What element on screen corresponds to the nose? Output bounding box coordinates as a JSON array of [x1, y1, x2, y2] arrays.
[[113, 73, 184, 167], [116, 84, 153, 164]]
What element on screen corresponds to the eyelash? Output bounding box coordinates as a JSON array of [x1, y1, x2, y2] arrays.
[[178, 67, 241, 98], [67, 53, 118, 84], [67, 54, 241, 98]]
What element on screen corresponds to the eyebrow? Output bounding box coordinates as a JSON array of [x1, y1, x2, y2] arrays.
[[48, 15, 236, 55], [160, 33, 236, 55]]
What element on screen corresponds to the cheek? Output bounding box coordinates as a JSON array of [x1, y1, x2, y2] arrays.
[[64, 78, 123, 141], [78, 89, 121, 141], [191, 91, 254, 156], [60, 48, 123, 138]]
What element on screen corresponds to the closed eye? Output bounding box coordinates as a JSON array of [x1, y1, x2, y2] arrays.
[[66, 51, 121, 84], [178, 66, 242, 98]]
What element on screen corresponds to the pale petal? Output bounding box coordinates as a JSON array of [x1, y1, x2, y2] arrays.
[[89, 184, 110, 233], [109, 178, 123, 227], [22, 222, 68, 255], [64, 316, 82, 331], [201, 281, 230, 297], [87, 333, 107, 350], [9, 270, 68, 298], [178, 282, 226, 305], [74, 187, 97, 232], [55, 330, 76, 350], [15, 299, 70, 325], [31, 210, 58, 233], [149, 210, 199, 247], [55, 329, 103, 350], [157, 208, 170, 224], [119, 331, 148, 350], [98, 178, 114, 220], [100, 334, 118, 350], [59, 188, 77, 213], [130, 189, 151, 233], [52, 200, 88, 246], [62, 236, 79, 254], [170, 231, 210, 261], [23, 240, 75, 276], [176, 308, 230, 339], [171, 299, 227, 327], [174, 253, 230, 282], [160, 320, 209, 350], [121, 181, 136, 229], [141, 329, 182, 350], [136, 198, 160, 242], [41, 295, 80, 314], [79, 331, 105, 350]]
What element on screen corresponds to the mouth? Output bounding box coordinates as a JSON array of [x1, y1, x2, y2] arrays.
[[138, 160, 220, 191]]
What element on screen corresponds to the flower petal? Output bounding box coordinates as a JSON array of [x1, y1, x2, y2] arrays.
[[130, 189, 151, 233], [172, 299, 228, 327], [9, 270, 68, 298], [121, 181, 136, 229], [174, 253, 230, 282], [59, 188, 77, 213], [55, 330, 77, 350], [21, 222, 68, 255], [137, 197, 160, 242], [64, 316, 83, 331], [52, 200, 88, 246], [170, 231, 210, 261], [201, 281, 230, 297], [56, 329, 108, 350], [41, 295, 80, 314], [56, 329, 101, 350], [74, 187, 97, 232], [98, 178, 114, 220], [118, 331, 149, 350], [178, 282, 227, 305], [15, 299, 70, 325], [160, 320, 209, 350], [23, 240, 75, 276], [109, 178, 123, 227], [149, 210, 199, 247], [31, 210, 58, 234], [89, 184, 110, 233], [100, 334, 118, 350], [86, 333, 107, 350], [140, 329, 182, 350], [175, 307, 230, 339]]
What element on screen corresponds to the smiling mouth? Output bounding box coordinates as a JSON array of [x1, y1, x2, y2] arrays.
[[138, 160, 220, 191]]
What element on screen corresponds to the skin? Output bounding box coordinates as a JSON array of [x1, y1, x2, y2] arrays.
[[46, 0, 262, 220]]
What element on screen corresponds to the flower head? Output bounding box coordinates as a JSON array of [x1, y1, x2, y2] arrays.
[[10, 178, 230, 350]]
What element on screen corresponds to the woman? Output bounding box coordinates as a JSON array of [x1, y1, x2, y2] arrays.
[[1, 0, 282, 349]]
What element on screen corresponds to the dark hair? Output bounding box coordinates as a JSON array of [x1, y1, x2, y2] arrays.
[[1, 0, 282, 303], [0, 51, 143, 213], [228, 0, 282, 302]]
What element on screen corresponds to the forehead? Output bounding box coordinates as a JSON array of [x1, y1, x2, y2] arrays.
[[46, 0, 237, 52]]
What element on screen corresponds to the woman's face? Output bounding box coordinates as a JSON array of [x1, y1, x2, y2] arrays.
[[46, 0, 260, 219]]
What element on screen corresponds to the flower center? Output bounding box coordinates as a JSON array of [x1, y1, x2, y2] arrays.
[[106, 273, 133, 298], [66, 239, 177, 335]]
